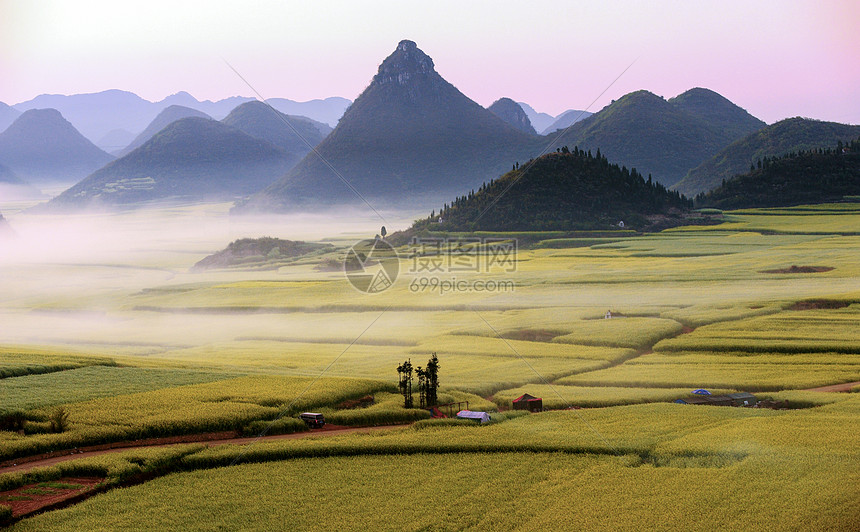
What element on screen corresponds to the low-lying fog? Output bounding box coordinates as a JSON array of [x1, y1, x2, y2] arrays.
[[0, 198, 419, 351]]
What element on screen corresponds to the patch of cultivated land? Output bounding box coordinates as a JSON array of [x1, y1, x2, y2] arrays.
[[1, 203, 859, 529]]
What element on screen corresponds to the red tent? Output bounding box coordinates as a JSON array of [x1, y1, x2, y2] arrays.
[[512, 393, 543, 412]]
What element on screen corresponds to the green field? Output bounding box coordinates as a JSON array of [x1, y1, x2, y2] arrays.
[[8, 394, 860, 530], [1, 202, 859, 529]]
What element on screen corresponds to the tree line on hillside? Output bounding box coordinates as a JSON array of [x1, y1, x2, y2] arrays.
[[695, 138, 860, 210], [414, 146, 692, 232]]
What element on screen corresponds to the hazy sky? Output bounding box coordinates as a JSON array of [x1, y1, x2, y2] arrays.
[[1, 0, 857, 124]]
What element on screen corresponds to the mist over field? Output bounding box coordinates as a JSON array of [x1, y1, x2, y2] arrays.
[[1, 3, 858, 529], [0, 200, 418, 349]]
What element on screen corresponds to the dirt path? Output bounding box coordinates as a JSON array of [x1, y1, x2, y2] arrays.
[[804, 381, 860, 393], [0, 424, 409, 475], [2, 477, 103, 518]]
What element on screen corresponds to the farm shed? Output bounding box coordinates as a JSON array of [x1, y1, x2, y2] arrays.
[[456, 410, 491, 423], [675, 395, 733, 406], [727, 392, 757, 406], [512, 393, 543, 412]]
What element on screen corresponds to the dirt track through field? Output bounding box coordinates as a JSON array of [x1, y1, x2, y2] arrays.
[[0, 424, 410, 475], [804, 380, 860, 393]]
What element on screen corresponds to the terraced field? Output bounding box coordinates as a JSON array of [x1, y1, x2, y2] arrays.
[[1, 202, 858, 529]]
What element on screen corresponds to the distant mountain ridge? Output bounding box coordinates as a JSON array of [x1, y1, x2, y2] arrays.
[[47, 117, 296, 208], [0, 109, 114, 186], [265, 98, 351, 129], [13, 90, 351, 147], [549, 88, 766, 187], [239, 40, 543, 212], [542, 109, 593, 134], [14, 90, 158, 149], [674, 117, 860, 196], [517, 102, 556, 133]]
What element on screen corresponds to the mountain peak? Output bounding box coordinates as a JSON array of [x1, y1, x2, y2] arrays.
[[398, 39, 417, 51], [238, 40, 540, 212], [488, 98, 536, 135], [0, 108, 113, 185], [374, 40, 436, 85]]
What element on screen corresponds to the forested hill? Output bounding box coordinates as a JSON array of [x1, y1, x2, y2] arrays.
[[675, 118, 860, 196], [412, 147, 691, 232], [696, 138, 860, 210]]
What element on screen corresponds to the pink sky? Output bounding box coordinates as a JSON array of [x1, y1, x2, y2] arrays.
[[1, 0, 857, 124]]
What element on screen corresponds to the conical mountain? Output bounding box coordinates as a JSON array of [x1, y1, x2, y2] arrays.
[[674, 117, 860, 196], [115, 105, 212, 157], [15, 90, 155, 143], [668, 88, 765, 140], [47, 117, 295, 209], [488, 98, 537, 135], [0, 109, 114, 186], [221, 101, 330, 160], [551, 89, 764, 186], [239, 40, 541, 212]]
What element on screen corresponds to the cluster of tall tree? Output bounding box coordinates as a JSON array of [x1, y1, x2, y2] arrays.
[[397, 354, 440, 409]]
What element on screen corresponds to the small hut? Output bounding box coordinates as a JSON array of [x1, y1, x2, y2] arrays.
[[456, 410, 491, 423], [727, 392, 757, 407], [512, 393, 543, 412]]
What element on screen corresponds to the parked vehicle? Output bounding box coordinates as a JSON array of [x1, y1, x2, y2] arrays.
[[299, 412, 325, 428]]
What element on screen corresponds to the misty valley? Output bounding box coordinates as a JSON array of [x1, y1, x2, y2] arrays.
[[1, 39, 858, 531]]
